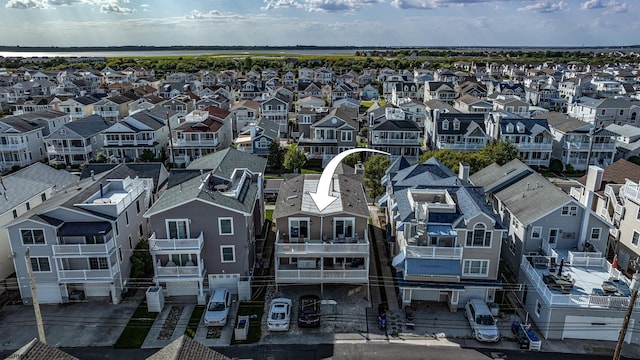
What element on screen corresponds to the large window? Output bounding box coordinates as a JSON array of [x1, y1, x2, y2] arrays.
[[220, 246, 235, 263], [167, 219, 189, 239], [466, 224, 492, 247], [590, 228, 601, 241], [561, 205, 578, 216], [89, 257, 109, 270], [340, 131, 353, 142], [334, 217, 355, 239], [171, 254, 193, 266], [289, 218, 309, 241], [531, 226, 542, 239], [30, 257, 51, 272], [463, 259, 489, 276], [548, 229, 558, 244], [633, 231, 639, 247], [219, 218, 234, 235], [21, 229, 45, 245]]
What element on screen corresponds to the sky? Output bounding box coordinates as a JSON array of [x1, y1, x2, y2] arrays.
[[0, 0, 637, 47]]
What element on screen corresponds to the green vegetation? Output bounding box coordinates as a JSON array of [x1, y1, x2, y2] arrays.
[[184, 305, 205, 339], [232, 300, 265, 344], [418, 141, 520, 174], [265, 209, 274, 222], [267, 141, 285, 171], [364, 155, 391, 202], [284, 145, 307, 173], [113, 301, 158, 348], [130, 239, 153, 280]]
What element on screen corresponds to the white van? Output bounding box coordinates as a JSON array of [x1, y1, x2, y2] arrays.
[[465, 299, 500, 342], [204, 288, 231, 326]]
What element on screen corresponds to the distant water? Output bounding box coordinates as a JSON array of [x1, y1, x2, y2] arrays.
[[0, 49, 360, 58]]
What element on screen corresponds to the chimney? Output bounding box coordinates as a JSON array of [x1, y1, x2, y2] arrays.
[[458, 162, 470, 182], [585, 165, 604, 193], [250, 122, 256, 139]]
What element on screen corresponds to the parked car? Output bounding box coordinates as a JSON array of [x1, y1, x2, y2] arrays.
[[204, 288, 231, 327], [267, 297, 292, 331], [298, 295, 321, 328], [464, 299, 500, 342]]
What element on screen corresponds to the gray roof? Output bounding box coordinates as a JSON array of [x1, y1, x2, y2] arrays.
[[146, 335, 231, 360], [0, 162, 79, 216], [80, 163, 167, 192], [372, 119, 420, 132], [493, 171, 572, 225], [8, 338, 78, 360], [63, 114, 111, 137], [388, 157, 458, 189], [535, 112, 590, 133], [469, 158, 532, 194], [187, 148, 267, 180], [273, 174, 369, 219], [255, 117, 280, 140]]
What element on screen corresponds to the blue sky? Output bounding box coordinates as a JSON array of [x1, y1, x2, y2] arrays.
[[1, 0, 637, 47]]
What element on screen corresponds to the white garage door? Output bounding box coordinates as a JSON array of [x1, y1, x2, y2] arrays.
[[36, 284, 62, 304], [563, 315, 633, 343], [84, 283, 110, 297], [167, 281, 198, 296], [410, 288, 439, 301], [209, 273, 239, 294]]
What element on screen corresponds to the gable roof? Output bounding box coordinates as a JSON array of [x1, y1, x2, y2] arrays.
[[535, 112, 590, 133], [186, 148, 267, 179], [80, 163, 167, 192], [8, 338, 78, 360], [64, 114, 112, 137], [146, 335, 231, 360], [577, 159, 640, 192]]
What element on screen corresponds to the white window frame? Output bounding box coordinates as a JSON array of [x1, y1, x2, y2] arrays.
[[535, 300, 541, 317], [340, 131, 353, 142], [30, 257, 51, 272], [561, 205, 578, 216], [288, 217, 310, 241], [462, 259, 489, 277], [548, 228, 558, 244], [218, 217, 234, 236], [20, 228, 46, 246], [632, 231, 639, 247], [531, 226, 542, 239], [590, 228, 601, 241], [333, 217, 355, 239], [165, 219, 190, 239], [465, 223, 492, 248], [442, 120, 449, 130], [220, 245, 236, 263]]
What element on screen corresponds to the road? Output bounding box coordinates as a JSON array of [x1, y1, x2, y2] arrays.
[[1, 343, 631, 360]]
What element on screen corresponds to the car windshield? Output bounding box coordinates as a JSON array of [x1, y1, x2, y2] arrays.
[[477, 315, 495, 326], [208, 301, 225, 312], [271, 312, 286, 320], [301, 299, 318, 314]]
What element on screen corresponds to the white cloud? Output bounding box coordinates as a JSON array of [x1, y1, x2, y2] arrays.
[[5, 0, 48, 9], [261, 0, 304, 10], [581, 0, 629, 13], [518, 1, 567, 13], [99, 2, 133, 13], [185, 9, 223, 20], [391, 0, 535, 9], [261, 0, 383, 12]]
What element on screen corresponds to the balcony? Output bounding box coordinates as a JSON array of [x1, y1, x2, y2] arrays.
[[0, 142, 28, 151], [53, 237, 115, 257], [94, 110, 119, 118], [172, 138, 219, 148], [274, 230, 369, 257], [405, 245, 463, 260], [155, 259, 206, 279], [515, 142, 553, 150], [261, 110, 287, 117], [371, 137, 421, 145], [149, 232, 204, 253], [436, 141, 485, 151], [276, 268, 368, 284], [47, 144, 92, 155], [620, 180, 640, 206], [103, 138, 155, 147], [58, 263, 120, 282]]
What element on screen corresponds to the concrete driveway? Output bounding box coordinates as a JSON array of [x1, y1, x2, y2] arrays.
[[0, 296, 140, 350]]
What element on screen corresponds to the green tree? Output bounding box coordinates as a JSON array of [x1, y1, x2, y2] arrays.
[[343, 152, 362, 167], [284, 145, 307, 173], [94, 152, 108, 163], [364, 154, 390, 202], [267, 140, 285, 170], [138, 149, 157, 162], [130, 239, 153, 279]]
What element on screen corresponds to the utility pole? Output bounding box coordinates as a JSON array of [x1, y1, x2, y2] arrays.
[[166, 111, 175, 166], [25, 248, 46, 344], [613, 271, 640, 360]]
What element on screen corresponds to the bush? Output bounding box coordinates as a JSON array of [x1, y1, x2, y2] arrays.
[[549, 159, 563, 173]]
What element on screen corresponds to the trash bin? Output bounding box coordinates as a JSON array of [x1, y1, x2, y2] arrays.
[[146, 286, 164, 313], [235, 315, 249, 341], [488, 302, 500, 316]]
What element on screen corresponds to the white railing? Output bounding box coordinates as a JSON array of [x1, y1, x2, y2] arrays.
[[103, 138, 155, 147], [436, 141, 485, 150], [94, 110, 119, 118], [405, 245, 463, 259], [371, 137, 420, 145], [276, 269, 368, 282], [621, 180, 640, 206], [156, 260, 205, 278], [53, 238, 115, 256], [172, 138, 219, 147], [516, 142, 553, 150], [570, 187, 582, 200], [58, 263, 119, 281], [520, 255, 640, 309], [275, 230, 369, 256], [568, 251, 604, 266], [46, 144, 92, 155], [541, 242, 559, 261], [0, 142, 27, 151], [149, 232, 204, 252]]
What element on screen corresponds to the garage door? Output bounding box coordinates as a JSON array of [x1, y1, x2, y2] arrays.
[[410, 288, 439, 301], [167, 281, 198, 296], [36, 284, 62, 304], [563, 315, 632, 343], [84, 283, 110, 297], [209, 273, 239, 294]]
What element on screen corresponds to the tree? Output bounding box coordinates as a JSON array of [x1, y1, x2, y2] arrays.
[[138, 149, 157, 162], [364, 154, 390, 202], [130, 239, 153, 279], [343, 152, 362, 167], [284, 145, 306, 173], [267, 140, 285, 170]]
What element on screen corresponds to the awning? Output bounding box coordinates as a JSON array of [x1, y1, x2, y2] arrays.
[[58, 222, 112, 236], [377, 193, 388, 207], [405, 259, 462, 277], [426, 225, 457, 237], [396, 222, 404, 231], [392, 252, 406, 269]]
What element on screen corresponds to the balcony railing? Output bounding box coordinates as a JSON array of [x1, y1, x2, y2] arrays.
[[103, 138, 155, 147], [276, 269, 368, 283], [515, 142, 553, 150], [436, 142, 485, 150], [46, 144, 92, 155], [149, 232, 204, 253], [52, 238, 115, 257], [405, 245, 463, 259], [0, 142, 27, 151], [58, 263, 119, 282], [155, 259, 205, 279], [94, 110, 119, 118], [371, 137, 420, 145], [172, 138, 219, 148], [620, 180, 640, 207], [275, 230, 369, 256]]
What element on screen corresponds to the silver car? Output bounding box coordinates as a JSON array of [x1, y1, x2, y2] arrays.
[[204, 288, 231, 327], [465, 299, 500, 342]]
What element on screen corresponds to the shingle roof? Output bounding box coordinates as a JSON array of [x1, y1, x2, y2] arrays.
[[63, 114, 111, 137], [535, 112, 590, 133], [146, 335, 231, 360], [186, 148, 267, 180], [7, 338, 78, 360], [80, 163, 167, 192], [577, 159, 640, 191]]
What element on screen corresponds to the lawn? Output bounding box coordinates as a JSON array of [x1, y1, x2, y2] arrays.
[[184, 305, 205, 338], [113, 301, 158, 349], [231, 300, 265, 344], [265, 209, 274, 222]]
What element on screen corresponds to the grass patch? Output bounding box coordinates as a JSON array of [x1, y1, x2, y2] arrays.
[[301, 168, 322, 174], [231, 300, 265, 344], [265, 209, 274, 222], [113, 301, 158, 349], [184, 305, 205, 339]]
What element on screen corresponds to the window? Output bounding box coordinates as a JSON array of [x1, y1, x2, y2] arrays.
[[220, 245, 235, 263], [12, 209, 17, 218], [219, 218, 233, 235], [463, 259, 489, 276], [167, 219, 189, 239], [171, 253, 192, 266], [125, 211, 129, 226], [41, 193, 46, 202], [30, 257, 51, 272], [21, 229, 45, 245], [136, 200, 140, 214], [637, 207, 640, 221], [139, 224, 144, 238], [442, 120, 449, 130], [128, 235, 132, 249], [535, 300, 541, 316], [26, 202, 30, 211], [632, 231, 639, 247], [466, 223, 492, 247], [549, 229, 558, 244], [531, 226, 542, 239], [89, 257, 109, 270], [340, 131, 353, 142], [561, 205, 578, 216], [334, 217, 355, 239], [453, 120, 460, 131], [118, 247, 123, 263], [590, 228, 601, 241], [289, 218, 309, 240]]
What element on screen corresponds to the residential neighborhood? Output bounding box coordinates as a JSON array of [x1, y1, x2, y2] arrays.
[[2, 50, 640, 359]]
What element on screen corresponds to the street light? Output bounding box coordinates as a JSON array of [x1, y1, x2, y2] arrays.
[[613, 271, 640, 360]]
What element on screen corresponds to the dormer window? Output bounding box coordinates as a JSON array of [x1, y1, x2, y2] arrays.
[[506, 123, 514, 133], [516, 123, 525, 133], [442, 120, 449, 130], [453, 120, 460, 131]]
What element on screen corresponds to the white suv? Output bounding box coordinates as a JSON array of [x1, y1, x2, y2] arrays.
[[204, 288, 231, 326], [465, 299, 500, 342]]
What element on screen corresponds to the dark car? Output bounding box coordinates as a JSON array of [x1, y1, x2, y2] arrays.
[[298, 295, 321, 328]]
